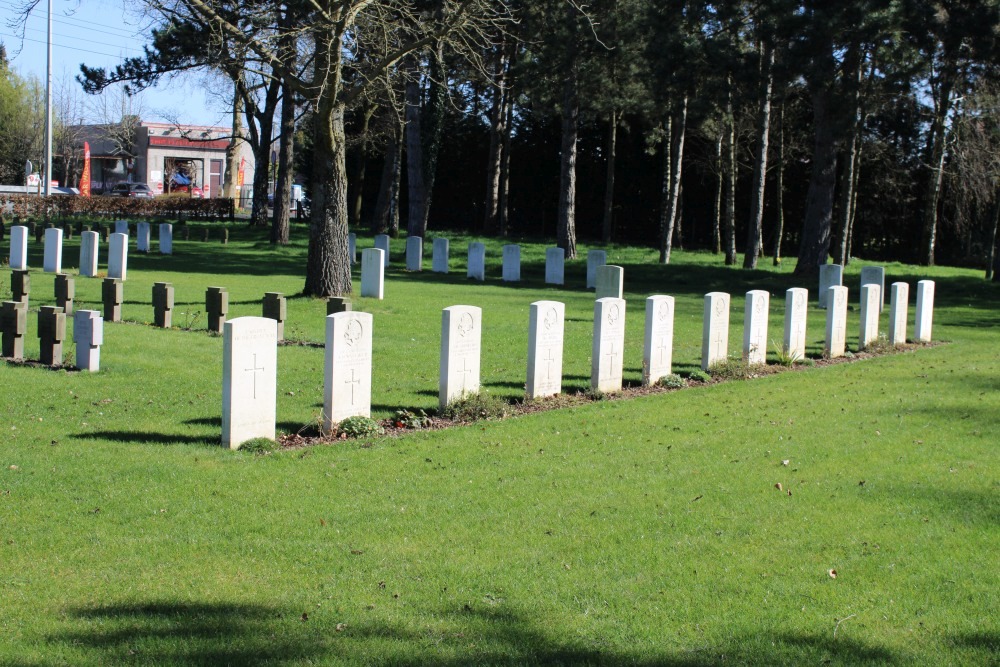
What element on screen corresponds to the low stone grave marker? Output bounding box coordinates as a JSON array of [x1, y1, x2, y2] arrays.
[[43, 227, 62, 273], [38, 306, 66, 366], [527, 300, 565, 399], [323, 311, 374, 431], [206, 286, 229, 333], [1, 300, 27, 359], [440, 305, 482, 409], [743, 290, 769, 365], [360, 248, 385, 299], [222, 317, 278, 449], [860, 266, 885, 311], [11, 270, 30, 305], [824, 285, 848, 358], [63, 223, 73, 240], [592, 297, 626, 393], [114, 220, 129, 236], [262, 292, 287, 340], [136, 222, 151, 253], [818, 264, 843, 309], [432, 237, 449, 273], [586, 250, 607, 289], [915, 280, 935, 342], [545, 247, 565, 286], [73, 310, 103, 371], [102, 278, 123, 322], [502, 245, 520, 282], [327, 297, 352, 314], [159, 223, 173, 254], [783, 288, 808, 361], [55, 274, 74, 315], [859, 284, 880, 350], [108, 233, 128, 281], [643, 295, 675, 386], [406, 236, 423, 271], [100, 226, 109, 242], [374, 234, 390, 267], [595, 265, 624, 300], [889, 282, 908, 345], [702, 292, 730, 370], [348, 233, 357, 264], [79, 231, 99, 277], [9, 226, 27, 270], [467, 242, 485, 281], [153, 282, 174, 328]]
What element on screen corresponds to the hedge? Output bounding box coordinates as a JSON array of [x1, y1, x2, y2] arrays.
[[0, 194, 235, 222]]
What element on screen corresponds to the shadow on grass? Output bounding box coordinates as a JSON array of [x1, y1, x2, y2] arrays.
[[28, 602, 908, 666], [70, 430, 216, 446]]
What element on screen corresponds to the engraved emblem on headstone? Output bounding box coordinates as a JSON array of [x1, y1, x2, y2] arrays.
[[607, 303, 620, 326], [344, 318, 363, 346], [457, 312, 475, 337], [755, 295, 765, 314], [543, 307, 558, 331], [714, 298, 725, 316], [658, 301, 671, 321]]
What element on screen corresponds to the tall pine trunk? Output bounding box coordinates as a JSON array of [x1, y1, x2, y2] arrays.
[[602, 110, 618, 243], [349, 105, 375, 229], [713, 132, 723, 254], [270, 76, 295, 245], [660, 98, 688, 264], [771, 102, 785, 265], [404, 58, 426, 237], [920, 76, 954, 266], [836, 58, 864, 265], [743, 42, 774, 269], [724, 78, 738, 265], [304, 103, 351, 296], [497, 89, 514, 237], [793, 79, 838, 279], [373, 123, 402, 236], [223, 84, 243, 201], [987, 188, 1000, 281], [557, 49, 579, 258], [483, 44, 508, 235]]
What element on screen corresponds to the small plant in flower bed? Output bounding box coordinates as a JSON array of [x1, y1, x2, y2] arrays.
[[771, 339, 802, 367], [238, 438, 278, 454], [393, 408, 433, 429], [336, 416, 384, 439], [441, 392, 509, 422], [708, 358, 768, 380], [656, 373, 687, 389], [685, 370, 711, 383]]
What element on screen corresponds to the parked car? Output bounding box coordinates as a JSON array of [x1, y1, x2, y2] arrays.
[[109, 182, 155, 199], [172, 184, 204, 198]]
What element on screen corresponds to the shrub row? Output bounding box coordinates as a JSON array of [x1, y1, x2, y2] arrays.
[[0, 194, 234, 222]]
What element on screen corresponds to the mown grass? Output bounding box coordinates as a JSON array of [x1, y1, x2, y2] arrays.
[[1, 224, 998, 665]]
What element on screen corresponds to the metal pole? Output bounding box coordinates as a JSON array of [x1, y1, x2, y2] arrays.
[[43, 0, 53, 196]]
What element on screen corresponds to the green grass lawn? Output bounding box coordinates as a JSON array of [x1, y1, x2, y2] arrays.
[[1, 224, 998, 665]]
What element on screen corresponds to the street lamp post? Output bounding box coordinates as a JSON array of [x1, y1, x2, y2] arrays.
[[43, 0, 53, 196]]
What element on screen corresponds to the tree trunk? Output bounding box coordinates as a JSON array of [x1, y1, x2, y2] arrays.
[[724, 79, 738, 266], [404, 58, 426, 237], [373, 124, 401, 235], [713, 132, 723, 254], [674, 183, 684, 249], [835, 58, 864, 266], [483, 46, 506, 234], [771, 102, 785, 265], [249, 136, 272, 227], [418, 41, 447, 235], [743, 42, 774, 269], [793, 80, 838, 279], [920, 74, 955, 266], [349, 105, 375, 230], [223, 84, 243, 200], [270, 76, 295, 245], [497, 87, 514, 237], [556, 52, 579, 259], [660, 98, 688, 264], [987, 189, 1000, 280], [657, 117, 672, 261], [304, 105, 351, 297], [602, 109, 618, 243]]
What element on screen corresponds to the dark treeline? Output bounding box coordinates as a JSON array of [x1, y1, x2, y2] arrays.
[[77, 0, 1000, 295]]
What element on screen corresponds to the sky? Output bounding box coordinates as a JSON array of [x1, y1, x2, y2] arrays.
[[0, 0, 228, 127]]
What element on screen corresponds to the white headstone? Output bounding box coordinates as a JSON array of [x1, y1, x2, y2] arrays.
[[43, 227, 62, 273], [858, 284, 880, 350], [79, 231, 99, 277], [595, 265, 624, 300], [545, 247, 565, 285], [348, 233, 357, 264], [73, 310, 103, 372], [527, 300, 565, 399], [9, 226, 27, 270], [432, 237, 449, 273], [860, 266, 885, 311], [159, 223, 173, 254], [502, 244, 520, 282], [221, 316, 278, 449], [824, 285, 849, 358], [643, 295, 674, 385], [374, 234, 390, 267], [114, 220, 129, 236], [467, 242, 485, 281], [136, 222, 151, 253], [107, 233, 128, 281], [592, 297, 626, 393], [915, 279, 935, 342], [743, 290, 769, 365], [702, 292, 730, 370], [406, 236, 423, 271], [439, 305, 482, 408], [783, 288, 808, 362], [323, 311, 373, 431], [818, 264, 843, 308], [360, 248, 385, 299], [888, 282, 908, 345], [586, 250, 607, 289]]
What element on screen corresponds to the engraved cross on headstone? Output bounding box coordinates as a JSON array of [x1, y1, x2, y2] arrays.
[[344, 367, 361, 405], [657, 336, 669, 364], [245, 353, 265, 399], [543, 348, 556, 380], [460, 357, 474, 391], [603, 341, 618, 379]]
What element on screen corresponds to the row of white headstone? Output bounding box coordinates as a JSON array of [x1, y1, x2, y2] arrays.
[[7, 223, 173, 281], [220, 280, 936, 449], [347, 234, 611, 298]]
